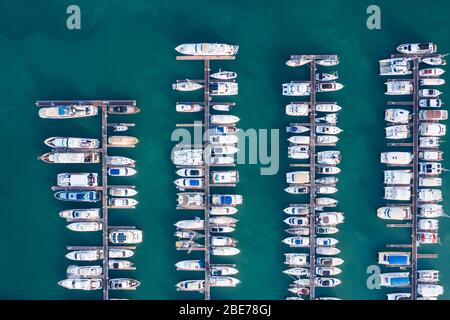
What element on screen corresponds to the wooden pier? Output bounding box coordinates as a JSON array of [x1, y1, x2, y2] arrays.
[[101, 104, 109, 300], [175, 54, 237, 300]]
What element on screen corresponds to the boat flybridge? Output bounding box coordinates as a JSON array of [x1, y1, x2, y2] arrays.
[[175, 43, 239, 56]]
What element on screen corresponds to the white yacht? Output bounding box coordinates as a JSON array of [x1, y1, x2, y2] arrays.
[[58, 278, 102, 290], [285, 103, 309, 116], [66, 265, 102, 277], [175, 43, 238, 56], [316, 113, 338, 124], [286, 171, 310, 184], [419, 177, 442, 187], [106, 156, 135, 166], [210, 276, 240, 287], [282, 236, 310, 247], [384, 170, 412, 185], [210, 206, 238, 215], [209, 134, 238, 145], [419, 98, 443, 108], [175, 260, 204, 271], [419, 204, 444, 218], [288, 145, 310, 159], [316, 247, 340, 256], [210, 82, 238, 96], [418, 219, 438, 231], [419, 110, 448, 121], [211, 247, 240, 256], [44, 137, 100, 149], [419, 89, 442, 98], [286, 56, 312, 67], [420, 78, 445, 86], [315, 197, 338, 207], [175, 218, 204, 230], [210, 266, 239, 276], [283, 217, 309, 226], [315, 186, 338, 194], [315, 277, 342, 287], [418, 270, 439, 283], [286, 125, 310, 133], [379, 58, 412, 75], [397, 43, 437, 54], [377, 206, 411, 220], [316, 166, 341, 175], [418, 189, 442, 202], [108, 198, 138, 208], [176, 103, 203, 112], [109, 260, 135, 270], [419, 137, 440, 148], [419, 68, 445, 77], [210, 70, 237, 80], [316, 82, 344, 92], [211, 170, 239, 184], [284, 253, 309, 267], [174, 178, 205, 189], [317, 151, 340, 165], [316, 257, 344, 266], [317, 135, 339, 145], [176, 280, 205, 292], [379, 272, 410, 287], [380, 152, 413, 165], [419, 123, 446, 136], [172, 80, 203, 91], [211, 236, 237, 247], [316, 125, 343, 135], [67, 222, 102, 232], [109, 229, 143, 244], [417, 284, 444, 297], [316, 176, 339, 185], [316, 212, 344, 226], [422, 57, 446, 66], [282, 82, 311, 96], [210, 145, 239, 155], [316, 237, 338, 246], [57, 173, 98, 187], [385, 125, 410, 139], [40, 152, 100, 164], [316, 103, 342, 112], [417, 231, 438, 244], [384, 187, 411, 201], [39, 105, 98, 119], [419, 162, 442, 176], [211, 194, 243, 206], [109, 278, 140, 290], [316, 72, 338, 81], [210, 115, 240, 125], [109, 188, 138, 197], [59, 208, 100, 221], [288, 135, 310, 145], [210, 216, 238, 226], [283, 267, 310, 276], [283, 206, 309, 215], [385, 109, 410, 123], [419, 150, 443, 162], [316, 57, 339, 66], [108, 167, 137, 176], [386, 293, 411, 300]]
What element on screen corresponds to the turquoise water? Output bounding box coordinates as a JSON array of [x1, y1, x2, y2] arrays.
[[0, 0, 449, 299]]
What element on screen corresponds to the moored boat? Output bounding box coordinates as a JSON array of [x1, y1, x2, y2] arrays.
[[39, 105, 98, 119]]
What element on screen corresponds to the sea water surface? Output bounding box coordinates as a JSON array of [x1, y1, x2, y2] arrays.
[[0, 0, 449, 299]]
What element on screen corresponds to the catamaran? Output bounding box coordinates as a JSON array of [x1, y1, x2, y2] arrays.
[[282, 82, 311, 96], [210, 82, 238, 96]]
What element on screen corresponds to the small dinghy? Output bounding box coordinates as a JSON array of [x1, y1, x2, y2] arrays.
[[113, 125, 128, 132]]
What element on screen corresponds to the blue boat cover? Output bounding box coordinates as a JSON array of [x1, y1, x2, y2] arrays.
[[391, 277, 410, 286], [110, 169, 120, 175], [58, 106, 67, 115], [190, 180, 200, 186], [388, 255, 408, 265], [221, 196, 232, 204]]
